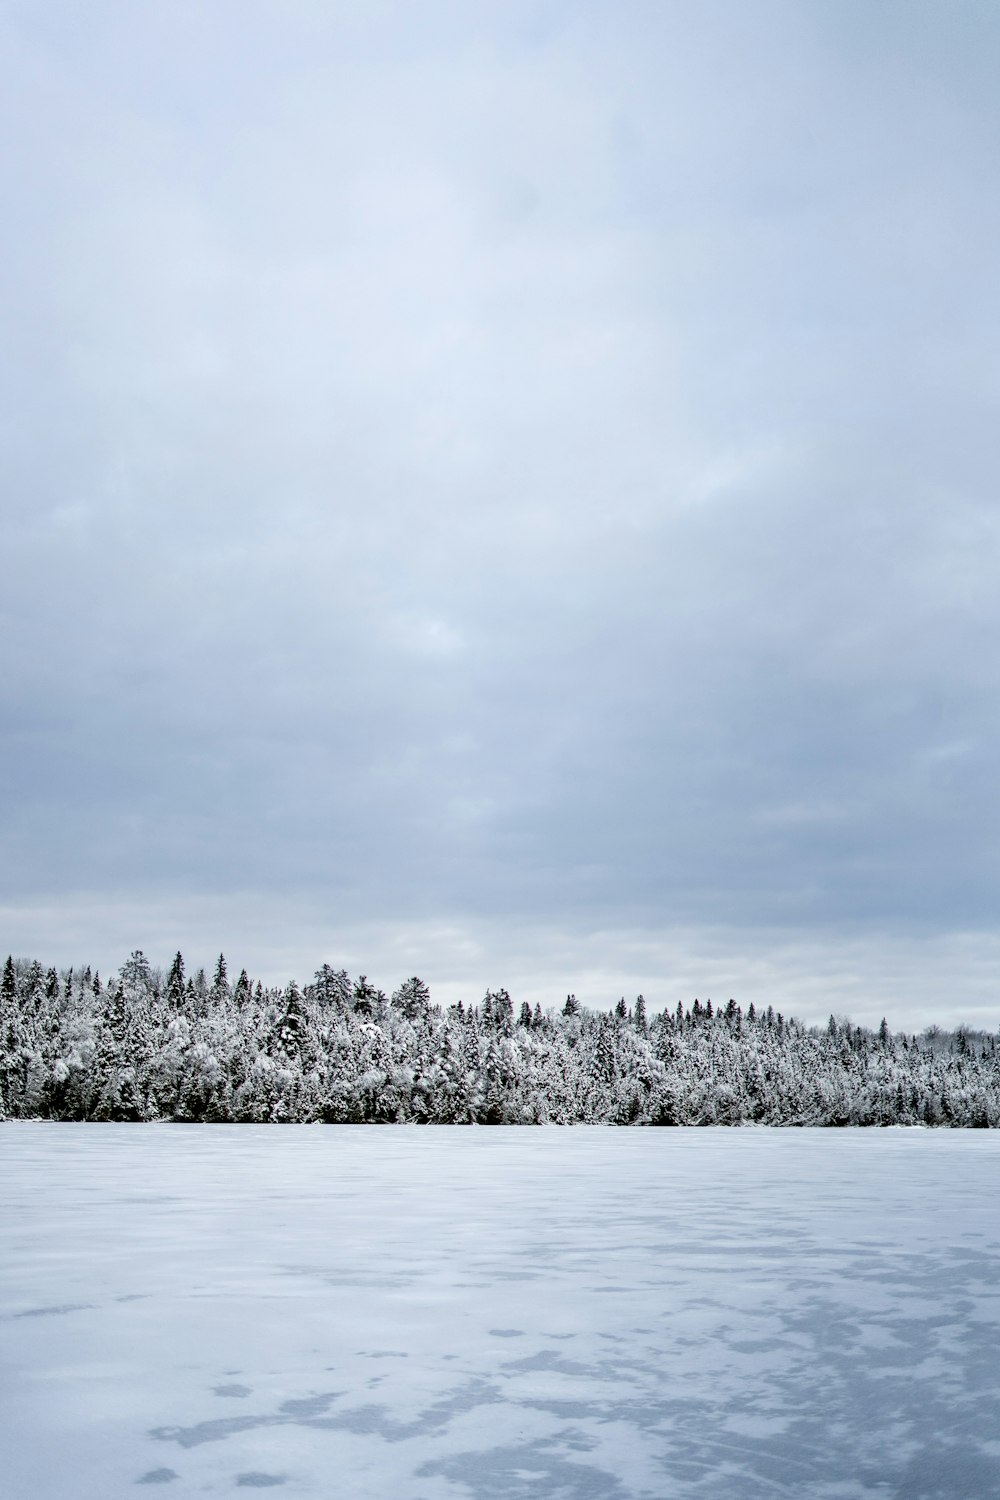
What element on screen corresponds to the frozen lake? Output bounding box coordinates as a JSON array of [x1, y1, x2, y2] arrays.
[[2, 1126, 999, 1498]]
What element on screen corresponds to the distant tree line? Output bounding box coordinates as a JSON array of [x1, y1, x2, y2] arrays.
[[2, 951, 998, 1126]]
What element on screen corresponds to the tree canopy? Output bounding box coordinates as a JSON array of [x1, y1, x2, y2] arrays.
[[1, 953, 997, 1126]]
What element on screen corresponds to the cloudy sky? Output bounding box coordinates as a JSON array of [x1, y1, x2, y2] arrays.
[[3, 1, 999, 1026]]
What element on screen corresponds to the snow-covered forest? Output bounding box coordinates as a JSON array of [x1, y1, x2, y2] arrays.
[[2, 950, 998, 1126]]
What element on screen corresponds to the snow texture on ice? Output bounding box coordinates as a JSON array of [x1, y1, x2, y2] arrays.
[[1, 1123, 999, 1498]]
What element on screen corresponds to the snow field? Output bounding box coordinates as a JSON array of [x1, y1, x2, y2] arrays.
[[2, 1124, 999, 1498]]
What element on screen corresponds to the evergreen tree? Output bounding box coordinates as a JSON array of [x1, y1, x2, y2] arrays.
[[595, 1015, 617, 1083], [166, 952, 186, 1010], [102, 977, 128, 1039], [275, 982, 306, 1058], [212, 954, 229, 999], [353, 975, 378, 1016], [393, 976, 431, 1022], [121, 950, 152, 992], [313, 965, 351, 1010], [486, 989, 514, 1034]]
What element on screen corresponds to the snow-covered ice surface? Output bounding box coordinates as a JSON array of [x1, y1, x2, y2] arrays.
[[2, 1126, 1000, 1499]]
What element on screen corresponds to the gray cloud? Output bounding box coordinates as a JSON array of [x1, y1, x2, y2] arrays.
[[3, 2, 1000, 1021]]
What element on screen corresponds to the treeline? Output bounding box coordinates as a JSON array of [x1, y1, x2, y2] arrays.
[[1, 950, 998, 1126]]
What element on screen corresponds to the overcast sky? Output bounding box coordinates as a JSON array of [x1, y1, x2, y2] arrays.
[[3, 1, 999, 1026]]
